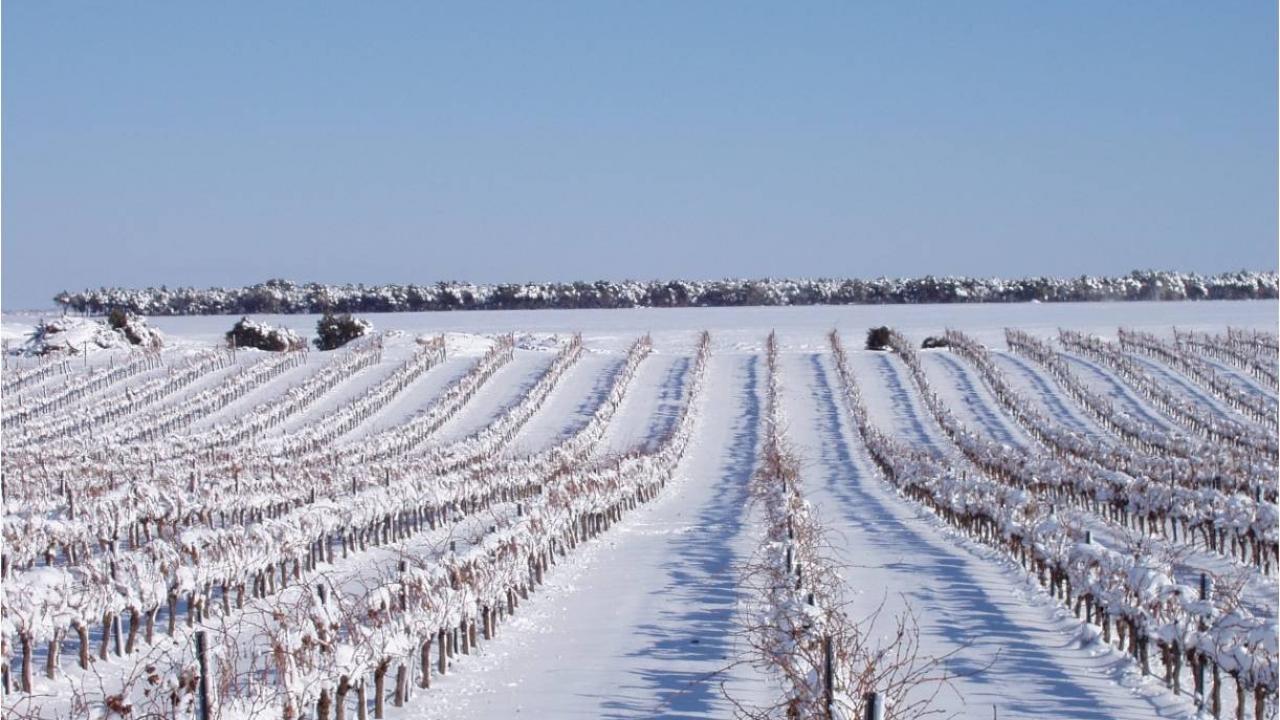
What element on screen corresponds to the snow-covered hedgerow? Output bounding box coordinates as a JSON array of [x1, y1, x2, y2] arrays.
[[53, 269, 1280, 315]]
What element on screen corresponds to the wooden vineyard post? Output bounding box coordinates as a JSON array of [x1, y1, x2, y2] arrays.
[[822, 634, 834, 720], [317, 688, 332, 720], [335, 677, 352, 720], [195, 630, 212, 720], [438, 629, 448, 675], [1196, 573, 1209, 708], [373, 660, 388, 719], [394, 664, 408, 707], [863, 691, 884, 720], [19, 633, 31, 693], [419, 637, 432, 689]]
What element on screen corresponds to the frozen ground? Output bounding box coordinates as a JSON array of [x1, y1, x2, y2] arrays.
[[2, 300, 1276, 720]]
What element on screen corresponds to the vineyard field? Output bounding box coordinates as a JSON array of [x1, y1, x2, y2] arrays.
[[1, 300, 1276, 720]]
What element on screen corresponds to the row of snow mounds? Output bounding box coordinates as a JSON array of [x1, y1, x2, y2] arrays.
[[138, 335, 386, 457], [486, 334, 652, 472], [201, 337, 385, 451], [0, 333, 652, 626], [9, 334, 566, 528], [1006, 329, 1276, 499], [829, 331, 1279, 720], [1007, 328, 1196, 458], [2, 333, 711, 717], [1, 336, 544, 572], [210, 331, 702, 720], [743, 332, 902, 720], [120, 350, 307, 444], [1228, 328, 1280, 356], [273, 335, 448, 456], [0, 356, 73, 395], [895, 330, 1269, 561], [1174, 329, 1279, 394], [6, 349, 235, 448], [356, 335, 517, 462], [0, 353, 305, 514], [895, 330, 1277, 622], [1062, 330, 1279, 461], [410, 335, 584, 474], [1, 351, 163, 429], [1119, 328, 1278, 430], [942, 330, 1280, 574]]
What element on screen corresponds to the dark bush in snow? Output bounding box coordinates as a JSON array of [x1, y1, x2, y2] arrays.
[[107, 309, 164, 349], [921, 336, 951, 349], [107, 308, 130, 330], [866, 326, 891, 351], [226, 317, 305, 352], [314, 313, 372, 350]]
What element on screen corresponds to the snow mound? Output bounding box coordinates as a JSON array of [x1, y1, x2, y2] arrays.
[[10, 315, 164, 356]]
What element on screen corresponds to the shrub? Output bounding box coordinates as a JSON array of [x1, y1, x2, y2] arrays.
[[314, 313, 372, 351], [921, 336, 951, 349], [226, 317, 305, 352], [107, 308, 130, 330], [106, 309, 164, 348], [866, 326, 891, 351]]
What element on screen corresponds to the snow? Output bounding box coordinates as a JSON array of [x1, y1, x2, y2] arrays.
[[406, 353, 772, 718], [2, 300, 1276, 720], [429, 351, 556, 444], [776, 350, 1180, 718], [504, 352, 623, 457]]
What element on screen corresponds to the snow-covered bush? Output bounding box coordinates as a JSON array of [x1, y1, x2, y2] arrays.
[[314, 313, 372, 351], [106, 308, 164, 349], [226, 317, 305, 352], [865, 326, 891, 351], [13, 316, 162, 356]]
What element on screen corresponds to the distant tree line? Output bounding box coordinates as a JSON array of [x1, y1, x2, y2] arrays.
[[53, 270, 1278, 316]]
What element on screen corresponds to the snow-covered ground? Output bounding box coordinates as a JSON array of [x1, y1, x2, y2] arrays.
[[2, 300, 1276, 720]]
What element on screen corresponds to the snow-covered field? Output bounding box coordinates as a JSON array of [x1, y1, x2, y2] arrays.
[[2, 300, 1277, 720]]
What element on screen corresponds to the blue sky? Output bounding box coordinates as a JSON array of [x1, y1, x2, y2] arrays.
[[4, 2, 1276, 309]]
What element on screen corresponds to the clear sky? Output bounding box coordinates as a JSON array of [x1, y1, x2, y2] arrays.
[[3, 2, 1276, 309]]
